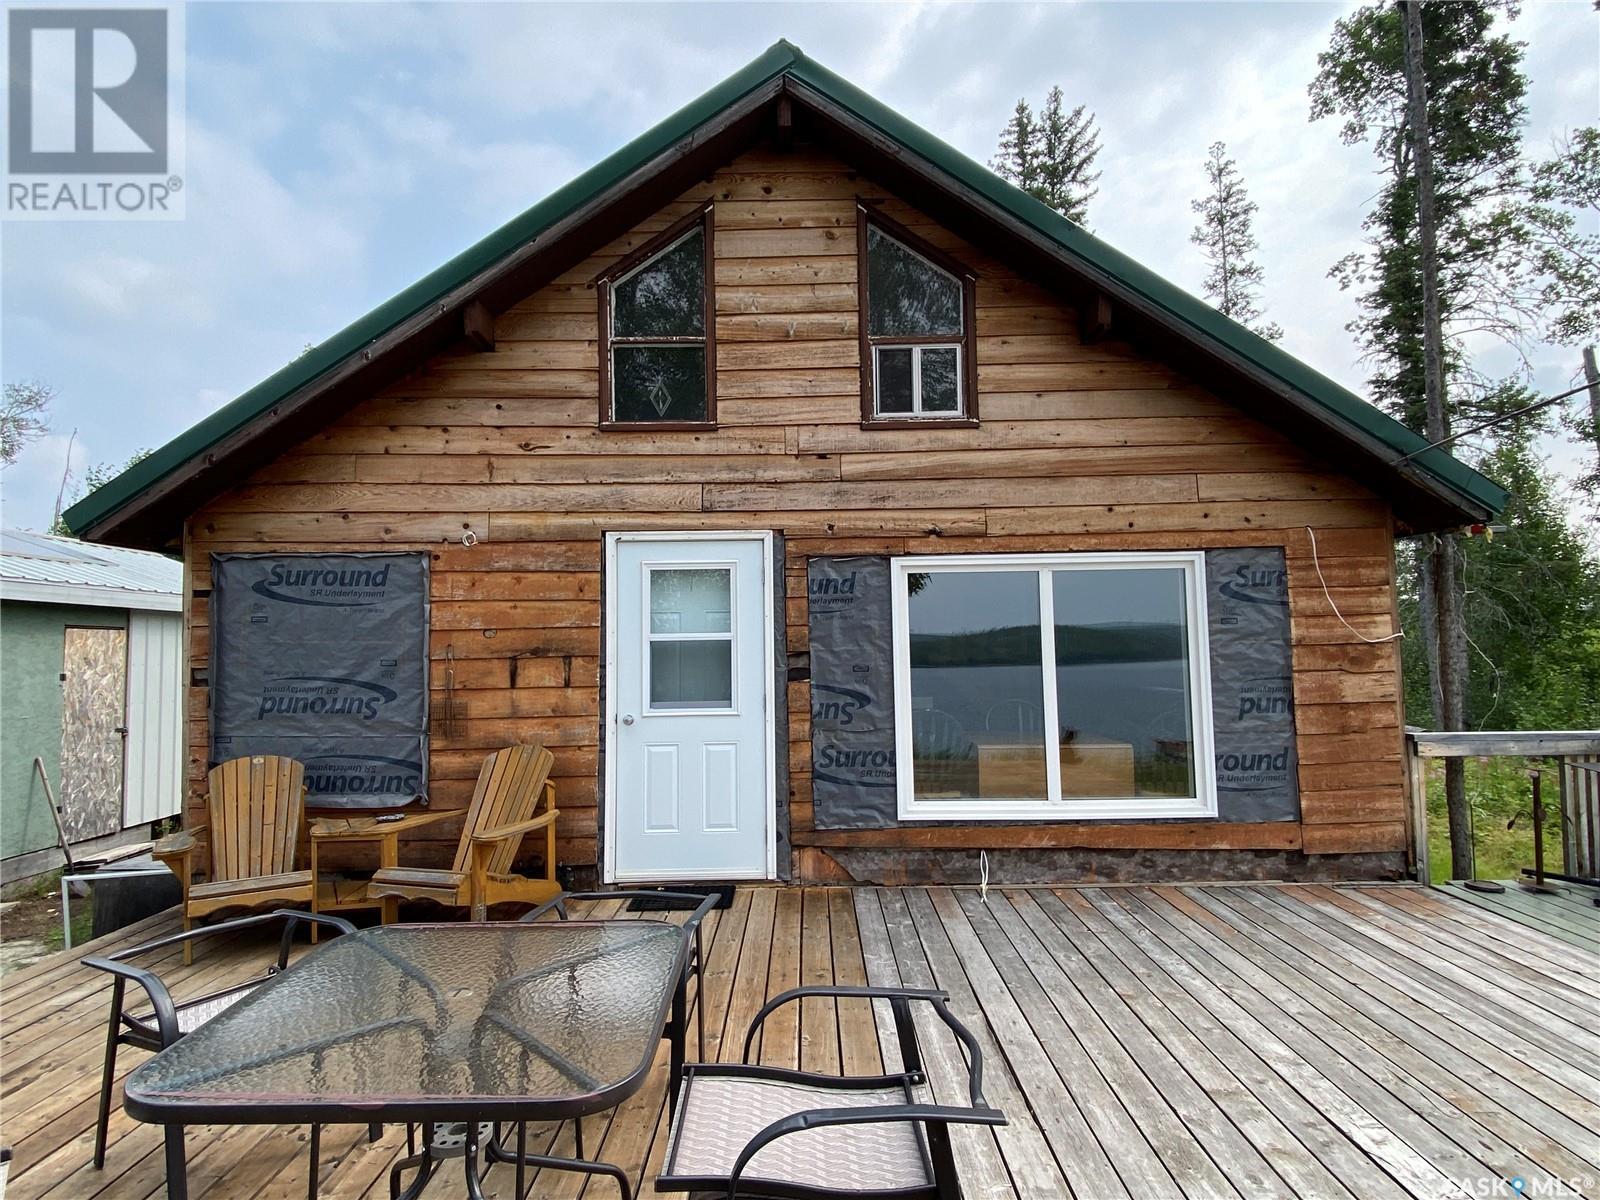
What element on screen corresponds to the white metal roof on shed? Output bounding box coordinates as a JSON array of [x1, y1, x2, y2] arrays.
[[0, 528, 181, 611]]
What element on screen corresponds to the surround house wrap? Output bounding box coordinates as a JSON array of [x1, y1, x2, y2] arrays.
[[209, 552, 430, 807], [808, 550, 1300, 829]]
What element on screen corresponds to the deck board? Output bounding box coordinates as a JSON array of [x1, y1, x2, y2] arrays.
[[1, 884, 1595, 1200], [1436, 879, 1600, 950]]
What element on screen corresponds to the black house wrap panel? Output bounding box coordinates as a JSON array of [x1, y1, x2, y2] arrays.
[[1204, 548, 1300, 822], [807, 549, 1300, 829], [807, 557, 899, 828], [209, 552, 430, 808]]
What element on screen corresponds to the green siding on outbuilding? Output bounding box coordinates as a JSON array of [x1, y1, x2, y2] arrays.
[[0, 601, 126, 862]]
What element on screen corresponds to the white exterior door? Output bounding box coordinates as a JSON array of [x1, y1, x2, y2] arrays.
[[606, 533, 774, 882]]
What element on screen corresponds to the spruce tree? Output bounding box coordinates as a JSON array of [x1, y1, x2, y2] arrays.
[[1311, 0, 1532, 880], [991, 88, 1102, 226], [1189, 142, 1283, 341], [991, 100, 1040, 196], [1035, 87, 1102, 225]]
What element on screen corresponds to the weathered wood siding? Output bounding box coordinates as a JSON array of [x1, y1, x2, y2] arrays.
[[183, 147, 1408, 879]]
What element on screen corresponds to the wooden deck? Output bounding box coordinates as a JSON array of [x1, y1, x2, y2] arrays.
[[1436, 877, 1600, 951], [2, 884, 1597, 1200]]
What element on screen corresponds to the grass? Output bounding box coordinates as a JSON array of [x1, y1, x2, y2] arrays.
[[1425, 756, 1567, 884], [1, 869, 96, 952]]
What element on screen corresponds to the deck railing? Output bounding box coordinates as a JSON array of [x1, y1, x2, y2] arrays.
[[1404, 729, 1600, 884]]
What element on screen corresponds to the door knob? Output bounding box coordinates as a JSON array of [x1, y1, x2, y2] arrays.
[[621, 714, 635, 725]]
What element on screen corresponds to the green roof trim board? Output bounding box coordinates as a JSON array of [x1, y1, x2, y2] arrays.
[[65, 39, 1506, 538]]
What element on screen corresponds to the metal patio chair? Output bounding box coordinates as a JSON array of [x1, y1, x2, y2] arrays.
[[83, 908, 357, 1190], [657, 985, 1004, 1200]]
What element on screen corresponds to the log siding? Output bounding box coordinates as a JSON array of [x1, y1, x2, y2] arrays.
[[182, 147, 1408, 882]]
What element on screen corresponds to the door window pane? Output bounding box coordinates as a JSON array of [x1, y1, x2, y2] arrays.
[[650, 569, 731, 635], [875, 347, 914, 414], [1053, 568, 1195, 799], [650, 641, 732, 709], [907, 571, 1047, 802], [613, 228, 704, 337], [866, 226, 962, 337], [612, 346, 706, 423]]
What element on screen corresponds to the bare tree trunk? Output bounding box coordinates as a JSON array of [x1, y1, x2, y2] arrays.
[[1584, 346, 1599, 468], [1403, 0, 1473, 879]]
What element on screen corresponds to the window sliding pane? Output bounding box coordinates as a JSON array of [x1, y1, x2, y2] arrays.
[[876, 347, 914, 414], [650, 640, 732, 709], [651, 568, 731, 635], [920, 347, 959, 412], [1052, 568, 1195, 799], [907, 570, 1047, 802]]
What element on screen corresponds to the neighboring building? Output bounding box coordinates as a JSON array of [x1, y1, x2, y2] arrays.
[[0, 529, 184, 882], [63, 43, 1505, 887]]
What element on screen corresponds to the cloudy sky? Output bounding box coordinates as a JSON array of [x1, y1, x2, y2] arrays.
[[2, 0, 1595, 531]]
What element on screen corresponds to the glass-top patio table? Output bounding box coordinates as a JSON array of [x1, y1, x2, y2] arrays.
[[123, 921, 691, 1200]]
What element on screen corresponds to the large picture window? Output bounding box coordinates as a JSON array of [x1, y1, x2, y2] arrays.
[[857, 205, 977, 426], [596, 204, 715, 427], [890, 552, 1216, 820]]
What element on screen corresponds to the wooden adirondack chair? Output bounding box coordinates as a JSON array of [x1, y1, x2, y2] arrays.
[[152, 755, 313, 964], [366, 744, 560, 921]]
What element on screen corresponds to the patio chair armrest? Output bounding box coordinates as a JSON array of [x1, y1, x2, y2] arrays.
[[725, 1103, 1007, 1200], [469, 811, 558, 844], [152, 825, 206, 859], [100, 909, 354, 965], [82, 955, 182, 1046], [741, 985, 947, 1063]]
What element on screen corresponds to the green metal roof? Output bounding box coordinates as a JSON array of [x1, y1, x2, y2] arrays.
[[66, 39, 1505, 538]]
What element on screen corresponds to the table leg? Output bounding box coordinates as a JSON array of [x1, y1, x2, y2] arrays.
[[668, 974, 686, 1123], [464, 1122, 487, 1200], [484, 1140, 633, 1200], [61, 875, 74, 951], [163, 1125, 188, 1200], [307, 1123, 320, 1200]]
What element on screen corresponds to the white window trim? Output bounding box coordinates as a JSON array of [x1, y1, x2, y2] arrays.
[[872, 343, 965, 419], [890, 551, 1218, 822]]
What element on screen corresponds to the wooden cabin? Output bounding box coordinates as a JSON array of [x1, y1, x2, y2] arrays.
[[66, 42, 1506, 890]]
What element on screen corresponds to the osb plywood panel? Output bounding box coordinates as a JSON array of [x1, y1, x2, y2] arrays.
[[59, 626, 127, 842], [183, 145, 1407, 879]]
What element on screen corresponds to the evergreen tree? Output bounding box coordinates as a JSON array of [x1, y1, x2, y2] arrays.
[[1310, 1, 1530, 429], [1311, 0, 1531, 879], [1400, 430, 1600, 732], [991, 87, 1102, 226], [1034, 87, 1102, 225], [1515, 127, 1600, 349], [991, 100, 1040, 196], [1189, 142, 1283, 341]]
